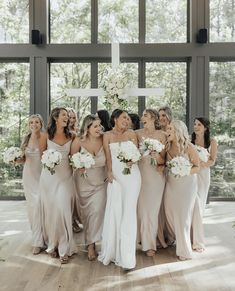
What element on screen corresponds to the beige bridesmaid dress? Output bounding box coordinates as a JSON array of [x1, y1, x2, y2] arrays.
[[137, 153, 165, 251], [22, 147, 44, 247], [74, 147, 107, 246], [39, 140, 77, 257], [164, 153, 197, 259]]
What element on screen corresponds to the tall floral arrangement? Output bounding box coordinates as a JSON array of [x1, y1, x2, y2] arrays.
[[101, 68, 130, 110]]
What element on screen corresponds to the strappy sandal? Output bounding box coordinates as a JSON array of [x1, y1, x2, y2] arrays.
[[32, 247, 41, 255], [73, 223, 82, 233], [146, 249, 156, 257], [87, 244, 97, 261], [60, 255, 69, 264]]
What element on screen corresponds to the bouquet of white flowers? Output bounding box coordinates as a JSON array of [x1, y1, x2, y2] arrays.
[[117, 141, 141, 175], [3, 146, 23, 165], [167, 156, 191, 178], [70, 150, 95, 178], [195, 145, 210, 162], [41, 149, 62, 175], [101, 68, 130, 110], [140, 138, 165, 166]]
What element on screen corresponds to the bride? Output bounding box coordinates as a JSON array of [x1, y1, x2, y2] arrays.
[[98, 109, 141, 270]]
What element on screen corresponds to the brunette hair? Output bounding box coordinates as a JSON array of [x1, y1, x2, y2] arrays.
[[191, 117, 211, 148], [97, 109, 112, 132], [47, 107, 71, 140], [110, 109, 127, 128]]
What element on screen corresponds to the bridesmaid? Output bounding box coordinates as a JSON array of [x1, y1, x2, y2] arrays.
[[136, 109, 166, 256], [20, 114, 46, 254], [39, 107, 77, 264], [71, 114, 107, 261], [192, 117, 217, 212], [190, 117, 217, 252], [157, 105, 173, 248], [67, 107, 79, 134], [164, 120, 200, 260], [67, 107, 82, 233], [158, 106, 173, 131]]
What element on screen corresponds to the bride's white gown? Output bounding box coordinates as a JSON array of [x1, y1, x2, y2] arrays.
[[98, 141, 141, 269]]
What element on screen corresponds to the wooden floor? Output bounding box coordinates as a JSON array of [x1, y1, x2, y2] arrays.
[[0, 201, 235, 291]]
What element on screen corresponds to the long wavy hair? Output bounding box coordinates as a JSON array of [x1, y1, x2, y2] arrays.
[[158, 106, 173, 123], [191, 117, 211, 149], [47, 107, 71, 140], [67, 107, 78, 131], [97, 109, 112, 132], [144, 109, 161, 130], [79, 114, 100, 141], [21, 114, 44, 153], [110, 109, 127, 128], [166, 120, 190, 153]]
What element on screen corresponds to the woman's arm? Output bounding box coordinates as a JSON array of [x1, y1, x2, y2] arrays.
[[128, 130, 138, 146], [103, 133, 113, 182], [70, 137, 81, 155], [188, 143, 200, 174], [201, 138, 217, 168], [39, 132, 48, 155]]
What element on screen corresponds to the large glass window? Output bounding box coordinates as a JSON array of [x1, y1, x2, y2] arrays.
[[50, 63, 91, 125], [0, 63, 30, 198], [98, 62, 139, 113], [50, 0, 91, 43], [209, 62, 235, 199], [98, 0, 138, 43], [0, 0, 29, 43], [210, 0, 235, 42], [145, 62, 187, 121], [146, 0, 187, 43]]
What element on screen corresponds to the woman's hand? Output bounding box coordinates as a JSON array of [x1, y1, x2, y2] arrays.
[[200, 160, 207, 168], [79, 167, 86, 174], [107, 171, 114, 183], [127, 161, 135, 168], [157, 164, 165, 174], [14, 157, 25, 165]]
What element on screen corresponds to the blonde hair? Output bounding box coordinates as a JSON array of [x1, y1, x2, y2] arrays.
[[158, 106, 173, 123], [21, 114, 44, 152], [145, 109, 161, 129], [79, 114, 100, 141], [67, 107, 78, 130], [166, 120, 190, 153]]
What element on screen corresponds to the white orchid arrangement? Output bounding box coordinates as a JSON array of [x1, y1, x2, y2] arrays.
[[194, 145, 210, 163], [41, 149, 62, 175], [140, 138, 165, 166], [101, 67, 130, 110], [3, 146, 23, 165], [167, 156, 192, 178], [70, 150, 95, 178], [117, 141, 141, 175]]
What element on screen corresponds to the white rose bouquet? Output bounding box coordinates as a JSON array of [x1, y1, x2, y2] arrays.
[[117, 141, 141, 175], [101, 68, 130, 110], [140, 138, 165, 166], [3, 146, 23, 165], [41, 149, 62, 175], [195, 145, 210, 162], [167, 156, 191, 178], [70, 150, 95, 178]]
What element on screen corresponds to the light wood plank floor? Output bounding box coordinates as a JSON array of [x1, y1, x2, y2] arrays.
[[0, 201, 234, 291]]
